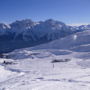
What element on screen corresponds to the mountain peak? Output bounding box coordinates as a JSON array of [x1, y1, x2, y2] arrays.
[[45, 19, 65, 25], [10, 19, 36, 32]]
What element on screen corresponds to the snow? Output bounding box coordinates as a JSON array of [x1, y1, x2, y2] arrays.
[[73, 35, 77, 40], [0, 48, 90, 90], [29, 30, 90, 51], [0, 65, 18, 82], [0, 29, 90, 90]]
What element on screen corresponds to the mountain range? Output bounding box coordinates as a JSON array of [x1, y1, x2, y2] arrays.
[[0, 19, 90, 53]]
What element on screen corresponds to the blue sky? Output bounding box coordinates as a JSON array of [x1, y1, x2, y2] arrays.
[[0, 0, 90, 25]]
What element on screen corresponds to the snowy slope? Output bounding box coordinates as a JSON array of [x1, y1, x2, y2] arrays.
[[0, 48, 90, 90], [30, 30, 90, 52]]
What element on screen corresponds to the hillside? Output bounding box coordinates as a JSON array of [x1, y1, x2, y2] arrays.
[[30, 30, 90, 52]]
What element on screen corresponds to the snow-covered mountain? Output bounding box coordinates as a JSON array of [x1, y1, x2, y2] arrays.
[[0, 19, 90, 53], [0, 19, 73, 41], [0, 23, 90, 90]]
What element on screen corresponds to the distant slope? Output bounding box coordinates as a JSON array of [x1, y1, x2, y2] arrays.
[[30, 30, 90, 52]]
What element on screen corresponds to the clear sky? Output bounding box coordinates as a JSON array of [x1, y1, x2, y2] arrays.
[[0, 0, 90, 25]]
